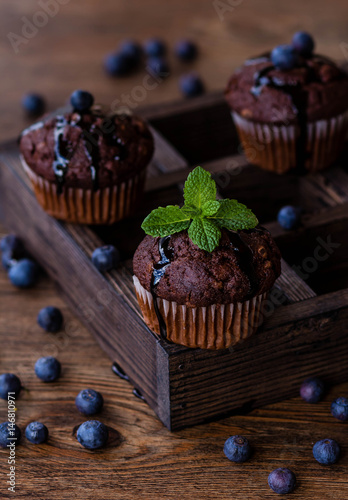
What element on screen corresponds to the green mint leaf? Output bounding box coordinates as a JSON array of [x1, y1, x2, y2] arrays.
[[202, 200, 220, 217], [181, 205, 202, 218], [184, 166, 216, 209], [188, 218, 221, 252], [209, 199, 258, 231], [141, 205, 191, 237]]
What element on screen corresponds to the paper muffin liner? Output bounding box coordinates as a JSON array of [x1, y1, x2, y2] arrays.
[[133, 275, 268, 350], [21, 157, 146, 224], [232, 110, 348, 174]]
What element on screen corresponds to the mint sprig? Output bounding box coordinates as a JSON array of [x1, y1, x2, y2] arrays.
[[141, 166, 258, 252]]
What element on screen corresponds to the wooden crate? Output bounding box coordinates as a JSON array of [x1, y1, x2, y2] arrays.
[[0, 93, 347, 431]]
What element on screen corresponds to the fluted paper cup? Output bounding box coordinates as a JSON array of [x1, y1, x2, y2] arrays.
[[21, 156, 146, 224], [232, 110, 348, 174], [133, 275, 268, 350]]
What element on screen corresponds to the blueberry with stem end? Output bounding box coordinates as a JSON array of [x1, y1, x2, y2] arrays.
[[119, 40, 142, 67], [179, 73, 205, 98], [331, 397, 348, 421], [75, 389, 104, 415], [8, 259, 39, 288], [313, 438, 340, 465], [104, 52, 134, 77], [300, 377, 325, 403], [25, 422, 49, 444], [144, 38, 166, 57], [22, 93, 46, 117], [175, 40, 198, 61], [92, 245, 120, 273], [292, 32, 315, 58], [0, 373, 22, 400], [147, 57, 170, 78], [37, 306, 63, 333], [271, 45, 299, 71], [70, 90, 94, 113], [268, 468, 296, 494], [35, 356, 61, 382], [223, 435, 252, 463], [0, 235, 23, 254], [76, 420, 109, 450], [0, 422, 21, 448], [277, 205, 301, 230]]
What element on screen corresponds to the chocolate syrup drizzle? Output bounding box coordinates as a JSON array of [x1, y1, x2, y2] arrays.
[[247, 53, 338, 171], [149, 230, 262, 340], [50, 109, 129, 194], [150, 236, 174, 340]]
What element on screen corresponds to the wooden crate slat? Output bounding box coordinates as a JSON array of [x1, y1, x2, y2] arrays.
[[1, 93, 348, 430]]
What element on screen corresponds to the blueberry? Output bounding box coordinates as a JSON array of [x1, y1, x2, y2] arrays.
[[271, 44, 299, 71], [268, 468, 296, 495], [292, 32, 315, 58], [21, 93, 46, 117], [0, 235, 23, 255], [147, 57, 170, 78], [144, 38, 166, 57], [313, 438, 340, 465], [0, 422, 21, 448], [91, 245, 119, 273], [119, 40, 142, 67], [0, 373, 22, 400], [35, 356, 61, 382], [300, 377, 325, 403], [331, 397, 348, 421], [223, 435, 252, 463], [70, 90, 94, 113], [76, 420, 109, 450], [104, 52, 133, 77], [277, 205, 301, 230], [25, 421, 49, 444], [175, 40, 198, 62], [2, 251, 14, 271], [37, 306, 63, 333], [75, 389, 104, 415], [8, 258, 39, 288], [179, 73, 205, 98]]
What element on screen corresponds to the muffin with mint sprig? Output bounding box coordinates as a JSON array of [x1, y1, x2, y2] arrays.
[[133, 167, 281, 350]]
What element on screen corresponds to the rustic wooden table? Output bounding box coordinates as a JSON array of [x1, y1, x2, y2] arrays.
[[0, 1, 348, 498]]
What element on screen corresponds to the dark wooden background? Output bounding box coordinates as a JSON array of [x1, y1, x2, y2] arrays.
[[1, 0, 348, 498]]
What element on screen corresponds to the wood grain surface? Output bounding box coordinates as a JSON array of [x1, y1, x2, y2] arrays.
[[1, 0, 348, 498]]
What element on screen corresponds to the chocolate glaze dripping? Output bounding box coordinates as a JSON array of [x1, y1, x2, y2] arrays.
[[249, 58, 310, 170], [52, 115, 71, 194], [150, 236, 174, 340], [111, 362, 130, 381], [227, 230, 260, 299], [52, 110, 129, 193]]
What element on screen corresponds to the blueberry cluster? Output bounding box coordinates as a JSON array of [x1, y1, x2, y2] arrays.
[[104, 38, 204, 98], [223, 375, 345, 495], [271, 31, 315, 71], [0, 355, 108, 449], [0, 234, 40, 288]]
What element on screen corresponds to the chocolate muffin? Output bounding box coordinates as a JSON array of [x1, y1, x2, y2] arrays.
[[133, 166, 282, 350], [19, 91, 154, 224], [225, 33, 348, 174]]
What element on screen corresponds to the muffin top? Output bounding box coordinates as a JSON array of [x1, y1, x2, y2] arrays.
[[225, 53, 348, 124], [133, 228, 281, 307], [19, 105, 154, 190]]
